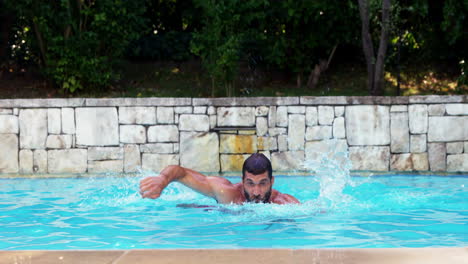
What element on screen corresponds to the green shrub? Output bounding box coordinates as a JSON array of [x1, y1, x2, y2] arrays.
[[6, 0, 146, 93]]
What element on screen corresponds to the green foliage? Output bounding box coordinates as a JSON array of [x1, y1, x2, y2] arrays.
[[127, 31, 193, 61], [261, 1, 359, 76], [190, 0, 268, 96], [6, 0, 146, 93]]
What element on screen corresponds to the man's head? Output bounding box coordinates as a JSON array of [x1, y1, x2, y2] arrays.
[[242, 153, 274, 203]]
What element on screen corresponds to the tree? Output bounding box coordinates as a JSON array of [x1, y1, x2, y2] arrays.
[[358, 0, 391, 95]]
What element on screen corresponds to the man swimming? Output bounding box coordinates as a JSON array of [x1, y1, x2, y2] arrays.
[[139, 153, 300, 204]]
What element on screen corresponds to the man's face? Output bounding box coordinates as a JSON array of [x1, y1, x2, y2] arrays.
[[242, 171, 274, 203]]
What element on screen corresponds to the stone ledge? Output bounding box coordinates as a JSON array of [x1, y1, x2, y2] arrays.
[[85, 97, 192, 106], [0, 96, 465, 108], [300, 96, 409, 105], [408, 95, 467, 104], [0, 98, 85, 108], [193, 97, 299, 106], [0, 248, 466, 264]]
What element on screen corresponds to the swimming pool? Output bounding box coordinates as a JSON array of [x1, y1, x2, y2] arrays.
[[1, 174, 466, 250]]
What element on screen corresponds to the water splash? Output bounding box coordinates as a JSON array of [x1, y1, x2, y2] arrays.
[[302, 139, 355, 210]]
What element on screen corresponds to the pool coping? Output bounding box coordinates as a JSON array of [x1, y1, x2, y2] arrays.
[[1, 248, 467, 264]]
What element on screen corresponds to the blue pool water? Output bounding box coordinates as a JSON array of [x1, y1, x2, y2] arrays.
[[0, 174, 467, 250]]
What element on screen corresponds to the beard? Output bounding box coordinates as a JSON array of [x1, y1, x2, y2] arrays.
[[244, 188, 272, 203]]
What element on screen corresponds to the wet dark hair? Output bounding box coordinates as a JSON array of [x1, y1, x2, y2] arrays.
[[242, 153, 272, 180]]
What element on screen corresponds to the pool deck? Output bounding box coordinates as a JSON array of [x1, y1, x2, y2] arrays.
[[1, 248, 466, 264]]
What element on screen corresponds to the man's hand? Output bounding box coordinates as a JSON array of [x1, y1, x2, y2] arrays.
[[139, 176, 169, 199]]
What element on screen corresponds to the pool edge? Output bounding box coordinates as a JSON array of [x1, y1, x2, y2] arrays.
[[1, 247, 466, 264]]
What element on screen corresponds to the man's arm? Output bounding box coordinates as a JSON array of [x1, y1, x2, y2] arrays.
[[139, 165, 233, 200]]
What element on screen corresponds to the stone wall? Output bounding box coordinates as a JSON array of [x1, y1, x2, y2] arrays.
[[0, 96, 466, 174]]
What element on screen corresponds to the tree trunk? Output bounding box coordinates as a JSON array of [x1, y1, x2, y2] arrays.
[[307, 45, 337, 89], [358, 0, 375, 95], [373, 0, 391, 95], [358, 0, 391, 96]]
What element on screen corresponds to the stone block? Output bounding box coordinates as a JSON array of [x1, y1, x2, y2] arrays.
[[48, 149, 87, 173], [148, 125, 179, 142], [408, 105, 428, 134], [13, 108, 18, 115], [19, 149, 33, 173], [447, 142, 464, 154], [118, 107, 156, 124], [256, 117, 268, 136], [390, 112, 410, 153], [334, 106, 345, 117], [268, 106, 276, 128], [46, 135, 73, 149], [19, 109, 48, 149], [447, 154, 468, 172], [390, 105, 408, 112], [390, 153, 429, 171], [288, 114, 305, 150], [255, 106, 269, 116], [76, 108, 119, 146], [0, 115, 18, 133], [193, 96, 299, 106], [276, 106, 288, 127], [305, 140, 348, 162], [174, 143, 179, 153], [408, 95, 465, 104], [410, 134, 427, 153], [268, 128, 287, 136], [288, 106, 305, 114], [180, 132, 219, 172], [278, 135, 288, 151], [179, 114, 209, 131], [349, 146, 390, 171], [239, 129, 256, 135], [257, 136, 277, 151], [175, 106, 192, 114], [271, 151, 304, 171], [465, 142, 468, 153], [220, 154, 250, 172], [124, 145, 141, 173], [140, 143, 173, 153], [446, 104, 468, 115], [33, 150, 47, 173], [333, 117, 346, 139], [0, 108, 13, 114], [217, 107, 255, 127], [428, 143, 446, 171], [210, 115, 217, 129], [0, 134, 18, 173], [428, 104, 445, 116], [88, 160, 123, 173], [220, 134, 257, 154], [428, 116, 468, 142], [88, 147, 123, 161], [142, 154, 179, 173], [47, 108, 61, 134], [305, 107, 318, 126], [85, 97, 191, 107], [120, 125, 146, 144], [194, 106, 207, 114], [318, 106, 334, 125], [157, 107, 174, 124], [306, 126, 332, 141], [62, 108, 75, 134], [207, 106, 216, 115], [346, 106, 390, 146], [174, 114, 178, 124]]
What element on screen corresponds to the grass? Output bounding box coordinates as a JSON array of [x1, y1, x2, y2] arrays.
[[0, 60, 466, 99]]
